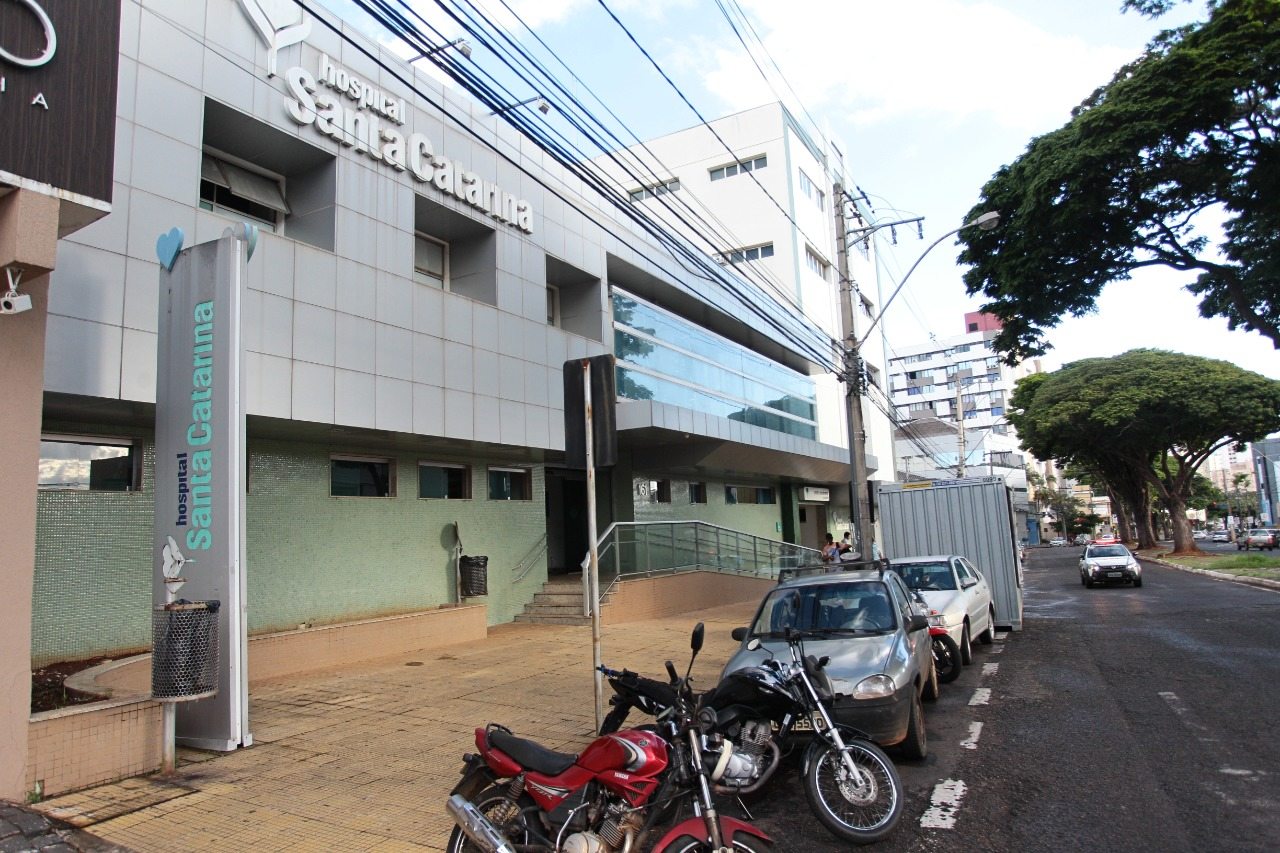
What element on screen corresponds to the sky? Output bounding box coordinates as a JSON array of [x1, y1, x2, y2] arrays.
[[380, 0, 1278, 380]]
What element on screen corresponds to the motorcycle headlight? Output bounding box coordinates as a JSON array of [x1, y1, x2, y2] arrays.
[[852, 674, 896, 699]]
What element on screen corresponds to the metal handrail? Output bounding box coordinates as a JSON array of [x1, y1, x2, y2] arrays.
[[511, 532, 548, 584], [580, 521, 822, 616]]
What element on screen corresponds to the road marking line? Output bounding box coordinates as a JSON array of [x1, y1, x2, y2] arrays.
[[969, 688, 991, 706], [990, 644, 1005, 654], [994, 631, 1008, 641], [982, 662, 999, 677], [920, 779, 968, 829], [960, 722, 983, 750], [1159, 691, 1218, 743]]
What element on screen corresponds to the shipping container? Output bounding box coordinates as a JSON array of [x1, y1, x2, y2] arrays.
[[877, 477, 1024, 630]]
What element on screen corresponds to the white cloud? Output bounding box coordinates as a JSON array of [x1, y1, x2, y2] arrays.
[[693, 0, 1139, 134]]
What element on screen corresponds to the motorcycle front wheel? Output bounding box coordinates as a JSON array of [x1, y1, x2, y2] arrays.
[[932, 634, 962, 684], [804, 738, 903, 845], [445, 785, 532, 853], [660, 834, 772, 853]]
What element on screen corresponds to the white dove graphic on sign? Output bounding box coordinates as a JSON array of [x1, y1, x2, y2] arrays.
[[238, 0, 311, 77]]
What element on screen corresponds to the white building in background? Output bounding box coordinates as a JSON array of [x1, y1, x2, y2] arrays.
[[594, 103, 894, 544]]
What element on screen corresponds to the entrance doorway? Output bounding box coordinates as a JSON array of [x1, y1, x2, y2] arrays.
[[798, 503, 829, 553], [545, 468, 612, 575]]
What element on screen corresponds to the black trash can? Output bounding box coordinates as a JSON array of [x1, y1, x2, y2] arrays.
[[151, 600, 221, 701], [460, 555, 489, 597]]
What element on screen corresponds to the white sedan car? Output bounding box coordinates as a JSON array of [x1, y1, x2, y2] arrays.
[[891, 555, 997, 665]]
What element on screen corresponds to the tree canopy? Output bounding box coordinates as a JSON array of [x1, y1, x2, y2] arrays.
[[1007, 349, 1280, 552], [957, 0, 1280, 363]]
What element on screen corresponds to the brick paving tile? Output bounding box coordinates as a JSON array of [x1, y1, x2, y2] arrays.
[[30, 602, 754, 852]]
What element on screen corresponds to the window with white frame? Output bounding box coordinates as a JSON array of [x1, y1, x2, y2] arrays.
[[331, 455, 395, 497], [38, 435, 140, 491], [709, 155, 767, 182], [414, 233, 448, 288], [488, 467, 532, 500], [798, 170, 825, 210], [546, 284, 561, 327], [629, 178, 680, 202], [718, 242, 774, 265], [418, 462, 471, 499], [805, 247, 828, 279], [200, 151, 289, 230]]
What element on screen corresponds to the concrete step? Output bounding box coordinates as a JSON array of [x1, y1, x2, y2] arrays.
[[531, 591, 584, 605], [520, 603, 587, 616], [513, 613, 592, 625]]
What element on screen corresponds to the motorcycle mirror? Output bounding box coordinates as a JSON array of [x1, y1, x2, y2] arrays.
[[665, 660, 678, 684], [746, 637, 761, 651], [818, 655, 830, 667], [691, 623, 705, 653], [731, 627, 748, 642]]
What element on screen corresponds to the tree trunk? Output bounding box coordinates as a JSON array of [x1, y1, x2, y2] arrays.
[[1166, 500, 1201, 555]]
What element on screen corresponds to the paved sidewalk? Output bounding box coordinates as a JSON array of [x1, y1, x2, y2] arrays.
[[31, 603, 758, 852], [0, 802, 128, 852]]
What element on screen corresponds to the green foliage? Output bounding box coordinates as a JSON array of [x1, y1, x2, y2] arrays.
[[958, 0, 1280, 363], [1009, 349, 1280, 546]]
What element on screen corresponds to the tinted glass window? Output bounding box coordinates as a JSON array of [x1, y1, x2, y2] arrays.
[[898, 562, 957, 591], [331, 458, 392, 497], [1089, 545, 1129, 558], [751, 582, 895, 634]]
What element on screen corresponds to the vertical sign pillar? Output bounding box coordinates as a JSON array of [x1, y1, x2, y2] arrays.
[[154, 225, 255, 751], [583, 362, 604, 729]]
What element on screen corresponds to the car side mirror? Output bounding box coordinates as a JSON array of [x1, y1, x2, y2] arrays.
[[907, 614, 929, 633], [731, 626, 748, 642], [691, 622, 705, 653]]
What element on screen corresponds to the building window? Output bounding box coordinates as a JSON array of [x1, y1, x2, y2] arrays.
[[649, 479, 672, 503], [38, 435, 140, 491], [805, 248, 828, 279], [199, 151, 289, 230], [418, 462, 470, 499], [798, 170, 825, 210], [709, 155, 767, 182], [546, 284, 560, 327], [414, 233, 448, 288], [689, 482, 707, 504], [488, 467, 532, 501], [331, 456, 394, 497], [629, 178, 680, 202], [718, 242, 774, 265], [725, 485, 775, 505]]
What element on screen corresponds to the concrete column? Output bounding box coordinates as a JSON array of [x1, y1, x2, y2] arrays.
[[0, 190, 59, 801]]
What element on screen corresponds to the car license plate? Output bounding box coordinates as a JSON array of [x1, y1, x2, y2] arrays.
[[1107, 572, 1122, 578]]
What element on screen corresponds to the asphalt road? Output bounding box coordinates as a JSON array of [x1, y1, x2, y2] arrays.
[[739, 548, 1280, 852]]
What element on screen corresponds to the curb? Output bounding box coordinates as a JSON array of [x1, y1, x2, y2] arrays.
[[1137, 555, 1280, 592]]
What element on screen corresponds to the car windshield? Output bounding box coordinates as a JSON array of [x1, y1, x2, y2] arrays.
[[751, 581, 896, 635], [1089, 545, 1128, 558], [897, 562, 957, 591]]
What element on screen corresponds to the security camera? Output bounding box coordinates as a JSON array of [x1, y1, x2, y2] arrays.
[[0, 293, 33, 314]]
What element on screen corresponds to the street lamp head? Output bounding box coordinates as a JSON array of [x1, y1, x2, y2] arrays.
[[975, 210, 1000, 231], [455, 38, 473, 58]]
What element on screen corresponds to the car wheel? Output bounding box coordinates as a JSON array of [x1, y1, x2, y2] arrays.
[[1133, 577, 1142, 587], [978, 606, 996, 645], [898, 689, 927, 761], [1085, 576, 1094, 588], [959, 623, 972, 665], [922, 656, 940, 702]]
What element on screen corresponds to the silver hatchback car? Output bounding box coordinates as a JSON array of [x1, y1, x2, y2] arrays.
[[721, 565, 935, 759]]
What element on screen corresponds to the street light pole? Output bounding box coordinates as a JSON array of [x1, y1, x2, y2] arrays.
[[831, 201, 1000, 555]]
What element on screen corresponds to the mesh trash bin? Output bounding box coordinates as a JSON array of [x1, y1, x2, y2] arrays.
[[460, 555, 488, 597], [152, 600, 220, 701]]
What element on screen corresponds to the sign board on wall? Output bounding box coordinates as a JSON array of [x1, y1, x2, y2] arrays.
[[0, 0, 119, 218], [801, 486, 830, 502], [153, 226, 253, 751]]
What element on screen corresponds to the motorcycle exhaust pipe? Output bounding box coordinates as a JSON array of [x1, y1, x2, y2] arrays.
[[446, 794, 517, 853]]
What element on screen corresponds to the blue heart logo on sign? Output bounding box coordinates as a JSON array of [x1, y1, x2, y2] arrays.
[[156, 227, 185, 272]]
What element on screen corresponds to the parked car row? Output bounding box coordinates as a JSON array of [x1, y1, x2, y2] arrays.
[[1240, 529, 1279, 551], [721, 554, 997, 763]]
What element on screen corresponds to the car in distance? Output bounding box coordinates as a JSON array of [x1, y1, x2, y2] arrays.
[[1211, 530, 1230, 543], [1079, 543, 1142, 588], [723, 565, 935, 759], [891, 555, 996, 666], [1049, 537, 1068, 547], [1241, 529, 1278, 551], [1192, 530, 1207, 541]]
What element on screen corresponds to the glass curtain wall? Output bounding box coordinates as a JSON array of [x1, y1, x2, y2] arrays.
[[611, 290, 817, 439]]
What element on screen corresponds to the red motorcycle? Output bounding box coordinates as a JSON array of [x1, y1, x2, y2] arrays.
[[446, 624, 771, 853]]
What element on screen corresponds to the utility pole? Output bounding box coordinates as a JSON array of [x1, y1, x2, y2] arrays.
[[833, 184, 873, 555], [956, 381, 965, 476]]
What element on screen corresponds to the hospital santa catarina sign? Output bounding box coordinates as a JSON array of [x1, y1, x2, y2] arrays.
[[236, 0, 534, 233]]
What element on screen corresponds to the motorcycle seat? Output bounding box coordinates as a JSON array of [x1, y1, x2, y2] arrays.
[[489, 728, 577, 776]]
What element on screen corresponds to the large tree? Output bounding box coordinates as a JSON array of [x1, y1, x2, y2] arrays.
[[1007, 349, 1280, 554], [957, 0, 1280, 363]]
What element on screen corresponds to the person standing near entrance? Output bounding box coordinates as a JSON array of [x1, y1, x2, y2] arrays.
[[821, 533, 840, 563]]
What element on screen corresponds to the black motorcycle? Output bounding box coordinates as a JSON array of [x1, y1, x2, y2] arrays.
[[600, 628, 903, 845]]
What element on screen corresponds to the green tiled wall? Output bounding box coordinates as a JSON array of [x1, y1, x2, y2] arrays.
[[32, 437, 548, 664]]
